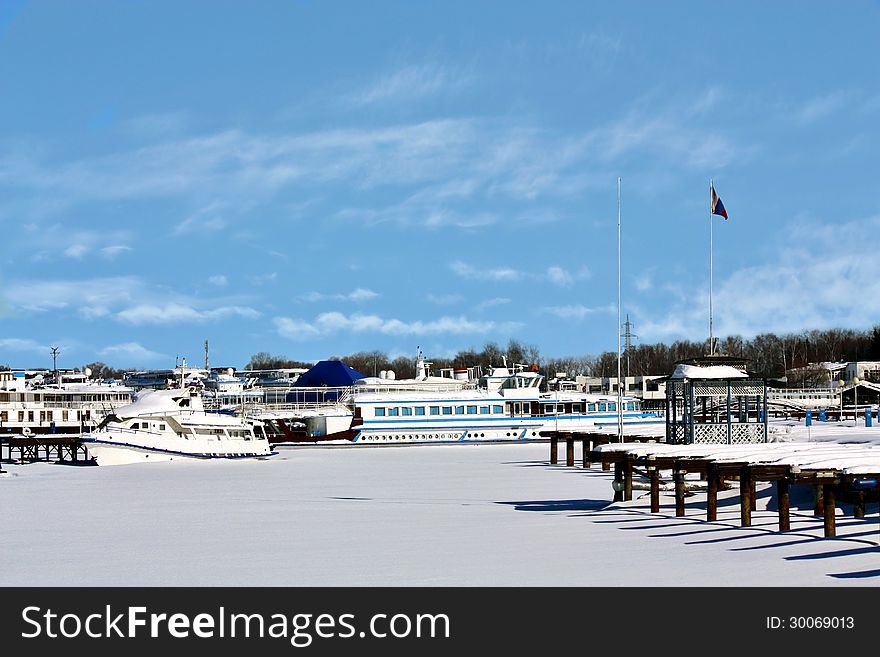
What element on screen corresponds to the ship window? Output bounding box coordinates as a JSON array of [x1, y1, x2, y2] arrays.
[[159, 424, 166, 430], [479, 406, 490, 414], [388, 408, 399, 417], [492, 405, 503, 414], [598, 403, 606, 412], [466, 405, 477, 414], [588, 403, 596, 412], [442, 406, 453, 415], [608, 403, 616, 412], [572, 404, 582, 413], [627, 402, 635, 411], [544, 404, 555, 414], [0, 411, 6, 422], [401, 407, 412, 416], [414, 407, 425, 416], [429, 406, 440, 415], [375, 407, 386, 417], [455, 406, 465, 415], [513, 403, 521, 414]]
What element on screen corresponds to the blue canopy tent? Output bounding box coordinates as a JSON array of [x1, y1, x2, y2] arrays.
[[286, 360, 367, 404]]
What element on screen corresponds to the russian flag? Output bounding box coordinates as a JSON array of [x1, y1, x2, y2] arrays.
[[711, 183, 728, 219]]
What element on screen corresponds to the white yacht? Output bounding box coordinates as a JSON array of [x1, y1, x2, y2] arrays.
[[81, 387, 275, 465]]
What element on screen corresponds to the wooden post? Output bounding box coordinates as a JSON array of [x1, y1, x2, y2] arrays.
[[750, 478, 757, 512], [550, 435, 558, 465], [823, 483, 836, 538], [740, 466, 752, 527], [581, 437, 591, 468], [623, 454, 633, 501], [649, 462, 660, 513], [613, 462, 624, 502], [854, 490, 865, 519], [777, 478, 790, 532], [674, 465, 685, 517], [565, 436, 574, 467], [706, 462, 718, 522], [813, 484, 824, 516]]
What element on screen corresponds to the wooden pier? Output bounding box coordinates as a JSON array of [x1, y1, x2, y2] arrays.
[[0, 435, 92, 466], [542, 430, 880, 540]]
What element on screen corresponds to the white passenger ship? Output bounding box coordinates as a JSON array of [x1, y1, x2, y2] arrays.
[[81, 387, 275, 464], [298, 364, 661, 444], [0, 370, 133, 436]]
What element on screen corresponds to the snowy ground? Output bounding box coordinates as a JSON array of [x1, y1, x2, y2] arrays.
[[1, 434, 878, 586]]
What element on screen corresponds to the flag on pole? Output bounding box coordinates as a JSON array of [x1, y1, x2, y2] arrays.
[[710, 182, 728, 219]]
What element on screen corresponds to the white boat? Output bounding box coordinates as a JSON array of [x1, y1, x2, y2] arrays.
[[81, 388, 275, 465], [297, 364, 662, 444]]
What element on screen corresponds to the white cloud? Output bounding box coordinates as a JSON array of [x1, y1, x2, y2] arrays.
[[0, 338, 49, 353], [450, 261, 524, 282], [797, 91, 849, 124], [299, 288, 380, 303], [637, 215, 880, 341], [475, 297, 511, 311], [427, 293, 464, 306], [64, 244, 90, 259], [174, 202, 228, 235], [116, 304, 260, 325], [542, 304, 615, 319], [351, 64, 470, 106], [208, 275, 228, 286], [100, 245, 133, 260], [99, 342, 166, 365], [274, 312, 521, 340]]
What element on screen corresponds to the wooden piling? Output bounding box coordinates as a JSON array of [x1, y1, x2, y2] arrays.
[[623, 454, 633, 502], [674, 465, 685, 517], [649, 462, 660, 514], [854, 490, 865, 519], [581, 437, 591, 468], [813, 485, 824, 516], [613, 462, 624, 503], [565, 436, 574, 467], [750, 478, 757, 512], [706, 462, 718, 522], [823, 484, 836, 538], [740, 466, 752, 527], [550, 435, 558, 465], [777, 478, 790, 532]]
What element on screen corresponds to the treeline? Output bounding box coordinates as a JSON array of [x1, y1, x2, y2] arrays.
[[245, 326, 880, 382], [592, 327, 880, 379]]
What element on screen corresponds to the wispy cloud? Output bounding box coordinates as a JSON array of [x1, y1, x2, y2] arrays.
[[116, 304, 260, 326], [797, 90, 850, 124], [426, 293, 464, 306], [474, 297, 511, 311], [542, 304, 615, 319], [351, 64, 471, 106], [98, 342, 166, 365], [450, 261, 524, 282], [299, 288, 379, 303], [2, 276, 260, 327], [274, 312, 522, 340], [636, 215, 880, 341], [0, 338, 49, 354], [208, 275, 228, 287]]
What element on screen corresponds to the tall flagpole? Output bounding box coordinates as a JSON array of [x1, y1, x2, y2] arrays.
[[709, 178, 714, 356], [617, 176, 623, 443]]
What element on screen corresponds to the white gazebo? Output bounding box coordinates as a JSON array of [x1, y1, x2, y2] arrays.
[[665, 357, 768, 445]]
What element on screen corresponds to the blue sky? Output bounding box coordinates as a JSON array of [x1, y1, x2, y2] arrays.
[[2, 1, 879, 370]]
